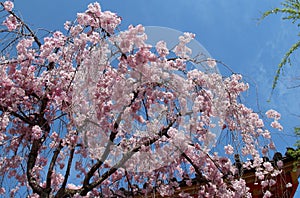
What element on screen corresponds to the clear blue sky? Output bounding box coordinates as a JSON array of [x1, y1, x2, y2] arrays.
[[13, 0, 300, 196]]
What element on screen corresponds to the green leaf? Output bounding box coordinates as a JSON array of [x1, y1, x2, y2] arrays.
[[295, 127, 300, 135]]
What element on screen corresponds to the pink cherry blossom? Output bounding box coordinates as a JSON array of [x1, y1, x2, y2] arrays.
[[87, 2, 101, 15], [224, 144, 234, 154], [67, 184, 82, 190], [261, 180, 269, 188], [3, 1, 14, 11], [100, 11, 121, 34], [173, 32, 195, 58], [2, 14, 19, 31], [28, 193, 40, 198], [265, 109, 281, 120], [277, 160, 283, 168], [269, 179, 276, 186], [0, 187, 5, 195], [156, 40, 169, 57], [32, 125, 42, 140], [263, 190, 272, 198], [206, 58, 217, 68], [270, 120, 283, 131]]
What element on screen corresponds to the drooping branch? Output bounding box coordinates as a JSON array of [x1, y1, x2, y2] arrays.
[[124, 169, 134, 196], [27, 117, 51, 197], [79, 116, 177, 196], [61, 146, 75, 189], [26, 86, 51, 196], [55, 145, 76, 198], [0, 105, 34, 125], [0, 2, 42, 48], [45, 141, 63, 191], [27, 139, 49, 196], [180, 152, 208, 183], [82, 90, 139, 187]]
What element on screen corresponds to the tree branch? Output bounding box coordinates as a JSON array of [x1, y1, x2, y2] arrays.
[[27, 139, 49, 196], [82, 90, 139, 187], [46, 141, 63, 191], [0, 2, 42, 47], [62, 146, 75, 189], [0, 105, 34, 125], [55, 145, 75, 198], [79, 117, 177, 196]]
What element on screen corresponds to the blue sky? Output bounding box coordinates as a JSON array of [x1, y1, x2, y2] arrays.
[[13, 0, 300, 195]]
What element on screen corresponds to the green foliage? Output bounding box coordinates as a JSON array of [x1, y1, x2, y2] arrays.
[[286, 146, 300, 172], [261, 0, 300, 91], [286, 128, 300, 169], [294, 127, 300, 148], [262, 1, 300, 163]]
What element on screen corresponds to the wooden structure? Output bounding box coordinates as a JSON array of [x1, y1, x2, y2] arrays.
[[243, 155, 299, 198], [137, 150, 300, 197]]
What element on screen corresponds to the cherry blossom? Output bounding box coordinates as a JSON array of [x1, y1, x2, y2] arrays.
[[3, 0, 13, 11], [266, 109, 281, 120], [32, 125, 42, 140], [270, 120, 283, 131], [0, 1, 287, 197], [277, 160, 283, 168], [2, 14, 19, 31], [224, 144, 234, 155], [263, 190, 272, 198], [206, 58, 217, 68], [0, 187, 5, 195], [173, 32, 195, 58], [156, 40, 169, 57]]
